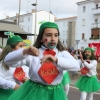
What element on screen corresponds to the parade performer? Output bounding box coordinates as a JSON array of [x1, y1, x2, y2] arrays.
[[75, 47, 100, 100], [4, 22, 80, 100], [0, 35, 29, 100], [62, 70, 70, 95]]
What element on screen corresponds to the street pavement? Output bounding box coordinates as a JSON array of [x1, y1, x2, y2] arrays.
[[68, 86, 100, 100]]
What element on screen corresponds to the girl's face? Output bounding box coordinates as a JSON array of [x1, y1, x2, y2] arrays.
[[41, 28, 59, 49], [84, 50, 92, 59], [13, 42, 25, 50]]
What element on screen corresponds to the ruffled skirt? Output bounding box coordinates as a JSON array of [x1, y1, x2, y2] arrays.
[[75, 75, 100, 92], [0, 88, 14, 100], [7, 80, 68, 100]]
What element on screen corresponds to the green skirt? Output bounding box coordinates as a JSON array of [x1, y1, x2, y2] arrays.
[[75, 75, 100, 92], [7, 80, 68, 100], [0, 88, 15, 100], [62, 71, 70, 86]]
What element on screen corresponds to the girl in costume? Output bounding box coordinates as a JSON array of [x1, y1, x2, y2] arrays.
[[0, 35, 29, 100], [62, 70, 70, 95], [4, 22, 80, 100], [75, 47, 100, 100]]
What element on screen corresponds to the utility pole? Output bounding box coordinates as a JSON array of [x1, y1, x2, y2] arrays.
[[49, 0, 51, 21], [31, 0, 37, 43], [18, 0, 21, 26]]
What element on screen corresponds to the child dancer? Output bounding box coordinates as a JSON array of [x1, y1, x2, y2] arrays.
[[4, 22, 80, 100], [75, 47, 100, 100], [0, 35, 29, 100]]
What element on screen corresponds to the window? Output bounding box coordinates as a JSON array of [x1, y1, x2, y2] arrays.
[[83, 6, 86, 12], [66, 22, 68, 26], [82, 33, 85, 39], [63, 22, 65, 26], [28, 17, 30, 21], [63, 31, 65, 35], [96, 4, 98, 9], [91, 28, 99, 38], [20, 18, 24, 22], [82, 19, 85, 26], [28, 27, 29, 32], [63, 40, 64, 43], [22, 18, 24, 22]]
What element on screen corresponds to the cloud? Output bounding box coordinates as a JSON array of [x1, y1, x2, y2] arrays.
[[0, 0, 84, 19]]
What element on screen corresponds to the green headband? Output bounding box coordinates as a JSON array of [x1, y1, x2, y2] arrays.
[[7, 35, 23, 45], [84, 47, 94, 52], [39, 22, 59, 32]]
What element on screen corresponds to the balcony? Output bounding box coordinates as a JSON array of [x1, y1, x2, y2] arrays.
[[92, 7, 100, 15], [89, 37, 99, 40], [91, 22, 100, 29]]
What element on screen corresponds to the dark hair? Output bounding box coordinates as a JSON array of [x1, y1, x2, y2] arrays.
[[0, 42, 19, 70], [82, 50, 96, 60], [33, 28, 65, 51]]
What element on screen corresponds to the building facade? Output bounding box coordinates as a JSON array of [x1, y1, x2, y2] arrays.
[[2, 10, 55, 44], [76, 0, 100, 50], [55, 17, 77, 48]]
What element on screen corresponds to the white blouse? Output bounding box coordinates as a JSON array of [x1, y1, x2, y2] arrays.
[[4, 46, 80, 85]]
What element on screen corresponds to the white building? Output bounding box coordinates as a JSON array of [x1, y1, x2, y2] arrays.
[[2, 10, 55, 44], [76, 0, 100, 50], [55, 16, 77, 48]]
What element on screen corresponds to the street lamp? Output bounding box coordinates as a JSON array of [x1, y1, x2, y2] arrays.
[[75, 40, 80, 49], [31, 0, 37, 43], [18, 0, 21, 26], [4, 7, 7, 18], [49, 0, 51, 21]]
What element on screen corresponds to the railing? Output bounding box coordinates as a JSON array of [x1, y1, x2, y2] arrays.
[[92, 22, 100, 25], [91, 22, 100, 28], [92, 7, 100, 10], [92, 7, 100, 14]]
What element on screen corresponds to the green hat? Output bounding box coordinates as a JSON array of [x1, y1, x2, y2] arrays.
[[7, 35, 23, 45], [39, 22, 59, 32], [84, 47, 94, 52]]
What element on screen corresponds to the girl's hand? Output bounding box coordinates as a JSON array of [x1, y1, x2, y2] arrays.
[[23, 46, 39, 56], [22, 77, 29, 82], [41, 55, 58, 64], [14, 84, 20, 90]]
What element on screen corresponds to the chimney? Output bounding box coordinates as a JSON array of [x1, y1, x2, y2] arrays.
[[6, 15, 9, 18], [32, 9, 36, 13], [16, 13, 19, 16]]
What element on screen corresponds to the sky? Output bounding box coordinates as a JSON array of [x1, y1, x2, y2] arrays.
[[0, 0, 84, 19]]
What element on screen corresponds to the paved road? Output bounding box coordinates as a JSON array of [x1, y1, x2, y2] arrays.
[[68, 86, 100, 100]]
